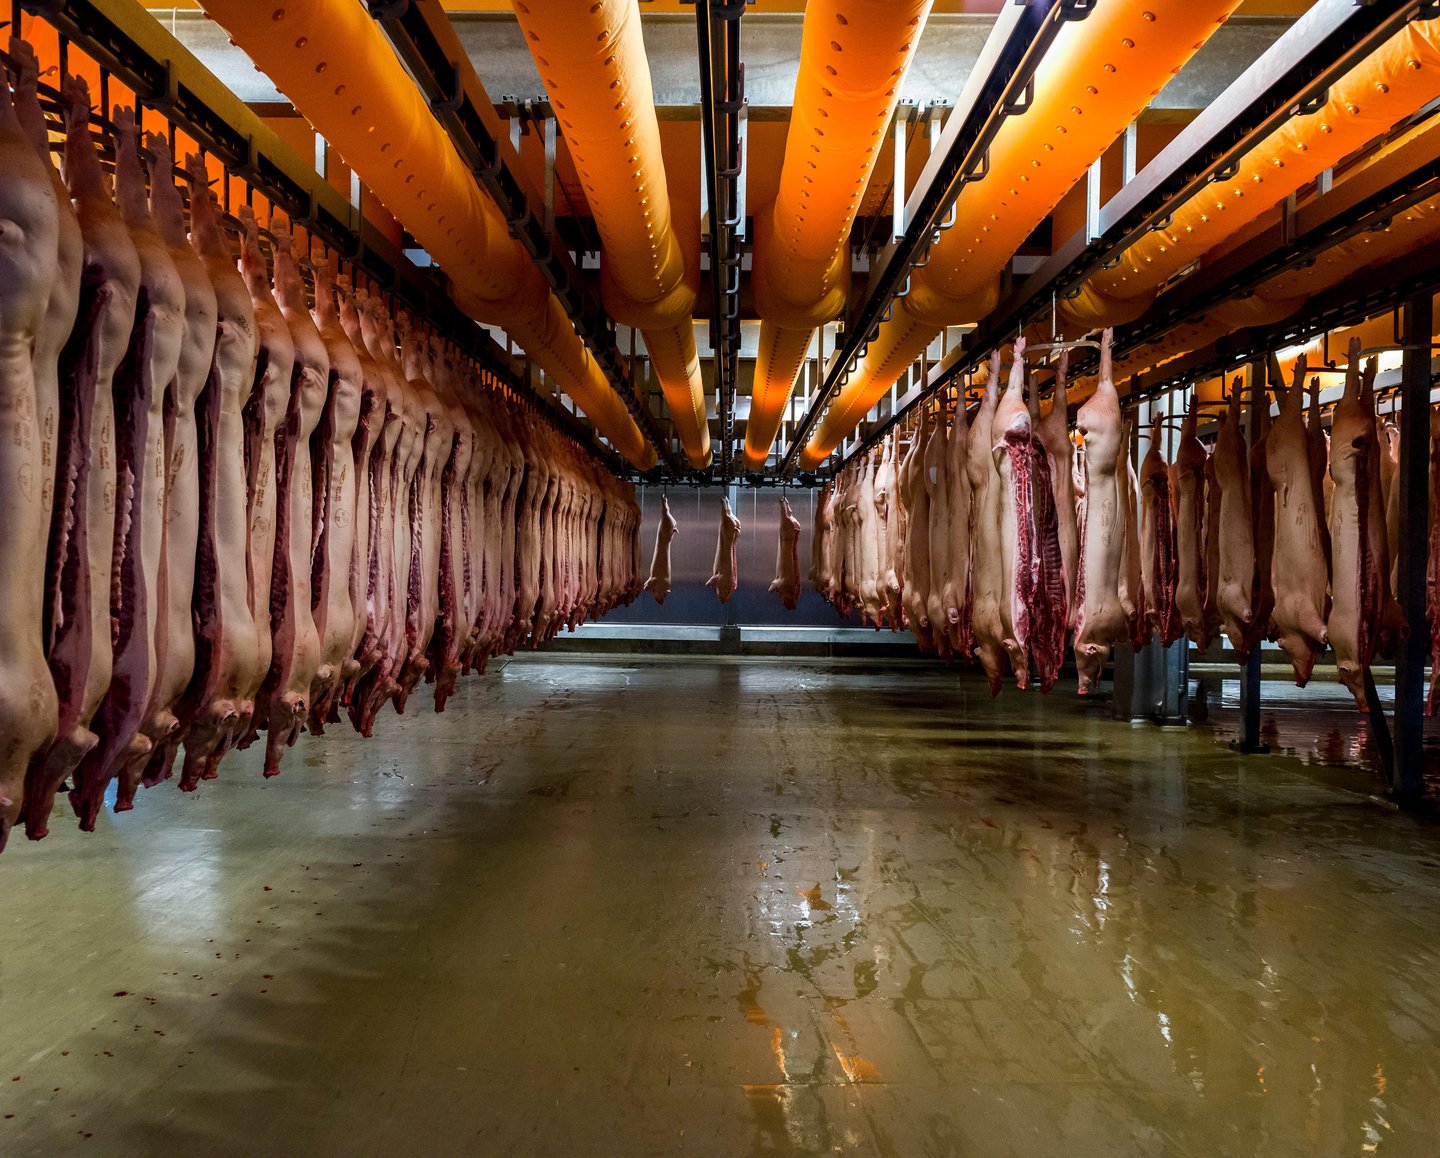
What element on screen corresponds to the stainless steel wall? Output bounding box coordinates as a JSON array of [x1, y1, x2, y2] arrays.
[[605, 485, 858, 627]]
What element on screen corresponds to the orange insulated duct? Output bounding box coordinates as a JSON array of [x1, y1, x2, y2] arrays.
[[1059, 17, 1440, 334], [1097, 191, 1440, 389], [1206, 110, 1440, 328], [511, 0, 710, 470], [198, 0, 656, 469], [742, 0, 934, 472], [796, 0, 1242, 471]]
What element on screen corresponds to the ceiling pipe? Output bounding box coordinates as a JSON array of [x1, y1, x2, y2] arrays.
[[1102, 188, 1440, 388], [511, 0, 711, 470], [1058, 17, 1440, 334], [795, 0, 1244, 472], [197, 0, 657, 469], [1205, 111, 1440, 328], [1081, 115, 1440, 386], [741, 0, 934, 473]]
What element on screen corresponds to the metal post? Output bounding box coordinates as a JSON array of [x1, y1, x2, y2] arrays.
[[543, 113, 556, 239], [1237, 356, 1268, 752], [1238, 652, 1266, 751], [736, 100, 749, 242], [1392, 293, 1433, 801], [892, 102, 914, 241], [893, 112, 907, 240]]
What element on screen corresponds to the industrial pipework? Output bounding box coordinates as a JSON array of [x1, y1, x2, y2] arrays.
[[198, 0, 657, 470], [1058, 17, 1440, 335], [742, 0, 934, 473], [511, 0, 711, 470], [796, 0, 1243, 471]]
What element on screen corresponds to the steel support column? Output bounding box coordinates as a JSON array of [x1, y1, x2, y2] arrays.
[[697, 0, 745, 479], [1392, 293, 1434, 800]]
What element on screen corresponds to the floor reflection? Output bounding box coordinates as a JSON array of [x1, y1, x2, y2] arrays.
[[0, 656, 1437, 1155]]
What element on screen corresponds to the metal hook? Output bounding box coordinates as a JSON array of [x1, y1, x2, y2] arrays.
[[1022, 339, 1101, 361]]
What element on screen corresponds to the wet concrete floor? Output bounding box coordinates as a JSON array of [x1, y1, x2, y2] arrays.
[[2, 656, 1439, 1156]]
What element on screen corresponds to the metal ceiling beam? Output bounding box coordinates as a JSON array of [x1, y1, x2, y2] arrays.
[[839, 0, 1435, 464], [777, 0, 1088, 477], [696, 0, 746, 479], [366, 0, 682, 475]]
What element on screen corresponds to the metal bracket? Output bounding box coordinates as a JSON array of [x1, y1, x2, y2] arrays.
[[428, 60, 463, 114], [1002, 78, 1034, 117], [961, 149, 990, 187], [1210, 158, 1241, 183], [1295, 86, 1330, 116]]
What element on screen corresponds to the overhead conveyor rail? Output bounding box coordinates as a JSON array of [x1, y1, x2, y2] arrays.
[[696, 0, 746, 480], [366, 0, 681, 477], [777, 0, 1086, 478], [839, 0, 1440, 464], [23, 0, 632, 478]]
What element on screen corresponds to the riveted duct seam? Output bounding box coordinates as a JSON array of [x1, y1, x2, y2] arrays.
[[1059, 18, 1440, 334], [511, 0, 711, 471], [742, 0, 934, 473], [198, 0, 656, 470], [798, 0, 1244, 472]]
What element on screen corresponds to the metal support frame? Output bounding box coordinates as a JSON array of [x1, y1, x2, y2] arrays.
[[1085, 156, 1103, 244], [542, 113, 556, 239], [366, 0, 678, 474], [779, 0, 1088, 476], [1391, 293, 1434, 800], [697, 0, 745, 479], [837, 0, 1432, 465], [1238, 650, 1265, 749]]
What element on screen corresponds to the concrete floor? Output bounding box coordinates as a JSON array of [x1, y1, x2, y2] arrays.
[[2, 657, 1439, 1156]]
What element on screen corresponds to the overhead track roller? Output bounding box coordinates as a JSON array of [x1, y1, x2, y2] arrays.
[[776, 0, 1083, 477], [369, 0, 677, 475], [34, 0, 629, 471], [840, 0, 1440, 463]]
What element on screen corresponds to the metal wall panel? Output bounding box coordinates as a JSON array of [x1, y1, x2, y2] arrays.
[[604, 486, 860, 627]]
